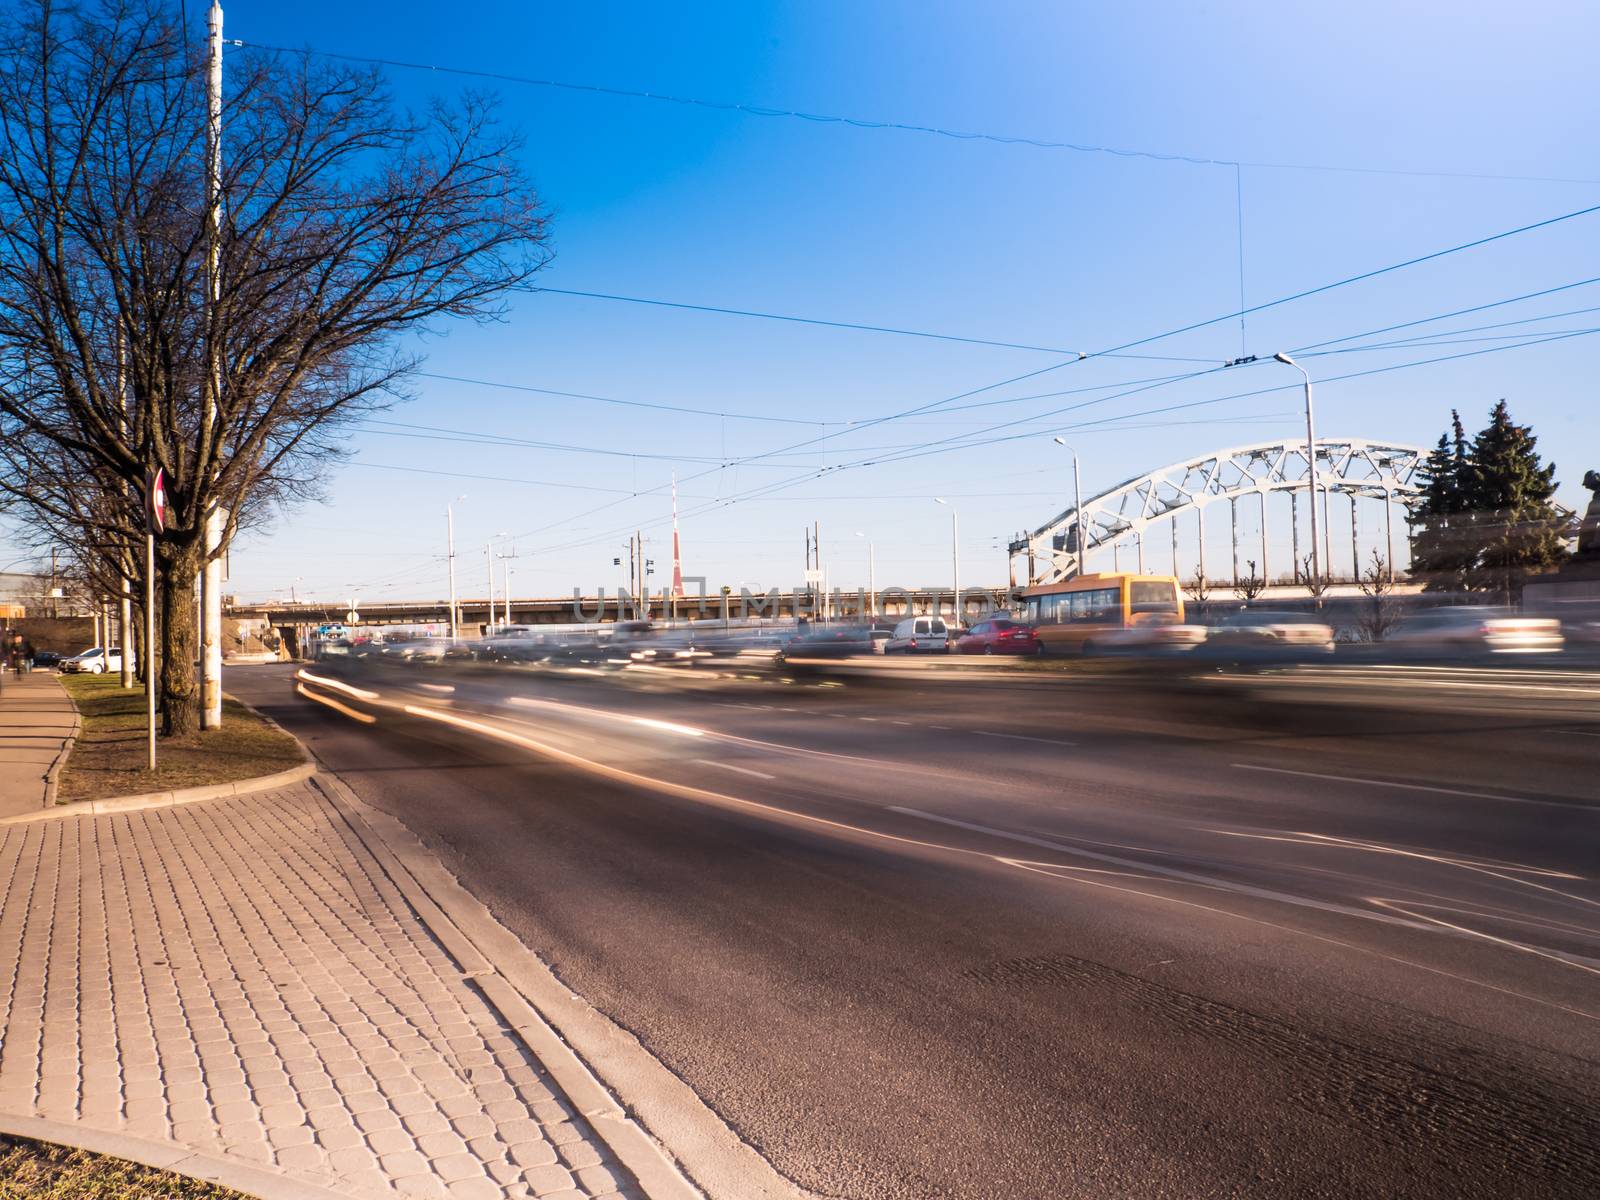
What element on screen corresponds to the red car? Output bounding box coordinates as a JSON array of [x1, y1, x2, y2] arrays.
[[954, 617, 1042, 656]]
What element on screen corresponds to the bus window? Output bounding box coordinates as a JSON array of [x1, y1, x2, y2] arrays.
[[1130, 580, 1179, 614], [1071, 587, 1118, 621]]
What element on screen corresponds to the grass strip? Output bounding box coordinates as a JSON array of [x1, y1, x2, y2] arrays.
[[0, 1133, 252, 1198], [55, 674, 302, 804]]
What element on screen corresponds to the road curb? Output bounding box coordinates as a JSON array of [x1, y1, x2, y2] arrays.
[[40, 674, 81, 811], [0, 761, 316, 826], [0, 1112, 351, 1200], [311, 769, 817, 1200]]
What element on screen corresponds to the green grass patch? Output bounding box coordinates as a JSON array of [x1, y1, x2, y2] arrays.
[[56, 674, 303, 804], [0, 1133, 252, 1198]]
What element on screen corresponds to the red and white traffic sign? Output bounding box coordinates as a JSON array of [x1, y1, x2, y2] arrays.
[[147, 467, 167, 534]]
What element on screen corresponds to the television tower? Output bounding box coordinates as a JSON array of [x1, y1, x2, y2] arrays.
[[670, 474, 685, 598]]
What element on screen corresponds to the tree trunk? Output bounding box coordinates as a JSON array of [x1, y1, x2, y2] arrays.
[[159, 549, 200, 737]]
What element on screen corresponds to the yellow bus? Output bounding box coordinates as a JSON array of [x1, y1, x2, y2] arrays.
[[1019, 572, 1187, 654]]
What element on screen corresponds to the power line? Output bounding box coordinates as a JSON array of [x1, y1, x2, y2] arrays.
[[1290, 275, 1600, 353], [235, 40, 1600, 186], [529, 322, 1599, 559], [414, 372, 825, 425], [523, 287, 1218, 363]]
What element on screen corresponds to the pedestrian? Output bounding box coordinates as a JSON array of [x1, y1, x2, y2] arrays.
[[20, 638, 35, 675]]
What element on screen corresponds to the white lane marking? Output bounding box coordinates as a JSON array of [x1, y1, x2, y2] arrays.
[[1230, 763, 1592, 811], [417, 682, 455, 695], [974, 731, 1077, 747], [889, 806, 1434, 933], [890, 806, 1600, 975], [1562, 729, 1600, 738], [857, 717, 878, 722], [889, 720, 913, 726], [929, 725, 951, 731], [691, 758, 777, 781]]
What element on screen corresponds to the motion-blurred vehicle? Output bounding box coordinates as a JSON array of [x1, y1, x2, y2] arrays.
[[1093, 616, 1208, 653], [1019, 573, 1184, 655], [777, 623, 876, 660], [954, 616, 1042, 655], [1386, 607, 1564, 654], [30, 649, 63, 668], [883, 616, 951, 654], [1206, 609, 1335, 654], [60, 646, 122, 674]]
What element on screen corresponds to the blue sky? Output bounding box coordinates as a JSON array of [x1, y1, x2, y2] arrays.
[[13, 2, 1600, 601]]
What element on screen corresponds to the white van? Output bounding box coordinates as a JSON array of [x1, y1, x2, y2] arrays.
[[883, 617, 950, 654]]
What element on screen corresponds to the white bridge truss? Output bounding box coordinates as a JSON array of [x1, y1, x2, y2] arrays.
[[1009, 438, 1429, 586]]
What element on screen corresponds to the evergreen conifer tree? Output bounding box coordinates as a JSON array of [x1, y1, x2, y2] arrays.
[[1463, 400, 1566, 599]]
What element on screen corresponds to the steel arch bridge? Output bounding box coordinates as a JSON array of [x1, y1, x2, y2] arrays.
[[1008, 437, 1429, 587]]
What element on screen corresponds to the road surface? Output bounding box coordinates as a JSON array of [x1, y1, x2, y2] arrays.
[[230, 656, 1600, 1200]]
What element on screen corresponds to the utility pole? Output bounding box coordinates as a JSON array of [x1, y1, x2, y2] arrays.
[[446, 503, 459, 640], [934, 500, 958, 621], [485, 542, 495, 633], [501, 556, 514, 627], [199, 0, 226, 730]]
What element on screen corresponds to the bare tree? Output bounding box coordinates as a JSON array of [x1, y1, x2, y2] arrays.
[[1183, 564, 1211, 605], [1235, 558, 1266, 602], [0, 1, 550, 733], [1355, 551, 1404, 642], [1301, 555, 1330, 609]]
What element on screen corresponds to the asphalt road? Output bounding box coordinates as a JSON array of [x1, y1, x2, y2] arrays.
[[231, 656, 1600, 1200]]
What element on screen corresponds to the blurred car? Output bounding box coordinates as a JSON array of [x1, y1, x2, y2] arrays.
[[1094, 618, 1208, 653], [1206, 609, 1335, 653], [954, 616, 1042, 656], [60, 646, 122, 674], [1386, 607, 1563, 654], [394, 638, 451, 663], [777, 624, 876, 660], [883, 616, 951, 654], [31, 649, 63, 669]]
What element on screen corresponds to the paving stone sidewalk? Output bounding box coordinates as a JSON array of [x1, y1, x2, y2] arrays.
[[0, 669, 75, 817], [0, 782, 641, 1199]]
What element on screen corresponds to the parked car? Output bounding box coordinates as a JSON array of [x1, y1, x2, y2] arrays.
[[1205, 609, 1335, 654], [60, 647, 122, 674], [1386, 607, 1564, 654], [954, 617, 1042, 656], [30, 649, 63, 669], [883, 616, 951, 654]]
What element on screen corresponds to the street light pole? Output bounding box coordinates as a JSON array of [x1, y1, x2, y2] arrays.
[[446, 500, 461, 640], [935, 499, 959, 621], [1273, 353, 1321, 590], [1052, 438, 1087, 577]]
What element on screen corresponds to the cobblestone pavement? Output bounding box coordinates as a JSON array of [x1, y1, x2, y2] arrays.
[[0, 783, 642, 1199]]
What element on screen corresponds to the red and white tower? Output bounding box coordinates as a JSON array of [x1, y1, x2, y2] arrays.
[[670, 474, 685, 598]]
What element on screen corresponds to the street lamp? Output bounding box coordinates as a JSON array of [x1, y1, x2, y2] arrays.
[[1051, 438, 1087, 577], [934, 499, 959, 622], [855, 531, 876, 620], [445, 495, 466, 640], [1273, 353, 1322, 589]]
